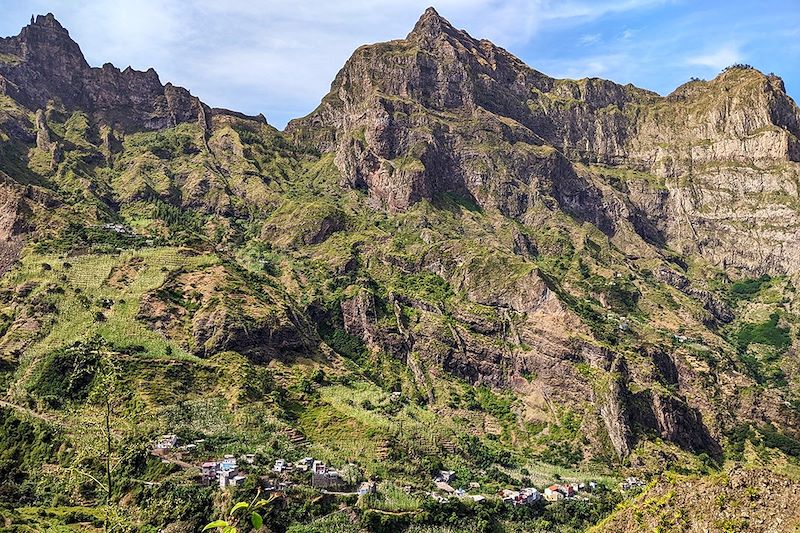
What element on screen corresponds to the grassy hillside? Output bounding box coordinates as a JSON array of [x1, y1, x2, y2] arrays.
[[0, 83, 799, 533]]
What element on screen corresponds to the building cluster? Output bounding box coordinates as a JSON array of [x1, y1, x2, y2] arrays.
[[153, 433, 615, 505], [501, 487, 541, 505], [102, 222, 130, 234], [429, 470, 599, 506], [546, 482, 596, 501], [429, 471, 485, 503], [504, 480, 597, 504], [273, 457, 348, 491], [272, 456, 314, 474], [201, 455, 250, 488], [154, 434, 178, 450], [153, 434, 205, 453], [152, 434, 261, 490]]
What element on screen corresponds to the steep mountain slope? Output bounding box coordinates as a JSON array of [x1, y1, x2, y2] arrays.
[[0, 8, 799, 533], [288, 8, 800, 276], [286, 6, 800, 455], [593, 463, 800, 532]]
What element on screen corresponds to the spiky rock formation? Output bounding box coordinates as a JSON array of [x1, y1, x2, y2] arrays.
[[0, 13, 209, 132]]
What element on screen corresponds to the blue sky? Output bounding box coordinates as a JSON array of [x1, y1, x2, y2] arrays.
[[1, 0, 798, 128]]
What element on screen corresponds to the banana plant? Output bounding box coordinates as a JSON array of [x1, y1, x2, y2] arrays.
[[203, 490, 277, 532]]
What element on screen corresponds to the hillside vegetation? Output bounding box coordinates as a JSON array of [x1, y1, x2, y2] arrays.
[[0, 9, 799, 533]]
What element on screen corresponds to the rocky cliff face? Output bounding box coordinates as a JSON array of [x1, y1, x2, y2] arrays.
[[0, 178, 27, 276], [604, 70, 800, 276], [0, 14, 209, 133], [289, 8, 800, 276], [287, 8, 612, 230], [282, 7, 800, 461]]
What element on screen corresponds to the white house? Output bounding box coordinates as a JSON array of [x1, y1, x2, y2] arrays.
[[520, 488, 541, 503], [155, 434, 178, 450], [312, 460, 327, 475], [219, 457, 238, 472], [295, 457, 314, 471], [544, 486, 564, 502], [358, 481, 377, 496]]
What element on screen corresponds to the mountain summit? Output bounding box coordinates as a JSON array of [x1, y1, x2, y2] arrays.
[[289, 8, 800, 276], [408, 6, 461, 41], [0, 13, 208, 131]]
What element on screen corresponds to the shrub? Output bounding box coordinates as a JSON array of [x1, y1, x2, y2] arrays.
[[736, 313, 791, 352], [29, 340, 102, 407], [729, 275, 770, 300], [759, 424, 800, 458], [723, 63, 754, 71]]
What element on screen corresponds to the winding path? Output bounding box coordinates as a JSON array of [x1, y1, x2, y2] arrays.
[[149, 449, 198, 470], [0, 400, 61, 425]]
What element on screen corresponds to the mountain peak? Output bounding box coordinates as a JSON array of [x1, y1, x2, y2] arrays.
[[30, 13, 69, 34], [1, 13, 208, 132], [420, 6, 442, 20], [408, 6, 456, 41], [11, 12, 87, 71]]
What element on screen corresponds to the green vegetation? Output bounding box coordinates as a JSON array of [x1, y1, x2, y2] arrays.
[[360, 483, 424, 512], [472, 387, 514, 422], [34, 221, 156, 254], [729, 274, 771, 300], [584, 274, 640, 314], [533, 411, 586, 468], [29, 340, 101, 407], [726, 422, 800, 460], [0, 409, 63, 505], [203, 494, 276, 533], [2, 44, 799, 533], [123, 124, 201, 159], [736, 313, 791, 352], [392, 272, 453, 304]]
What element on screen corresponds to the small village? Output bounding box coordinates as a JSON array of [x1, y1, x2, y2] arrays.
[[150, 433, 639, 508]]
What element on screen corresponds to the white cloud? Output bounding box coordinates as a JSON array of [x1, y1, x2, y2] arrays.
[[580, 33, 602, 45], [686, 44, 743, 70]]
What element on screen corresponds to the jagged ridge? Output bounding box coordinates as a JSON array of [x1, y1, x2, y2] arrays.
[[288, 7, 800, 277], [0, 13, 209, 132]]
